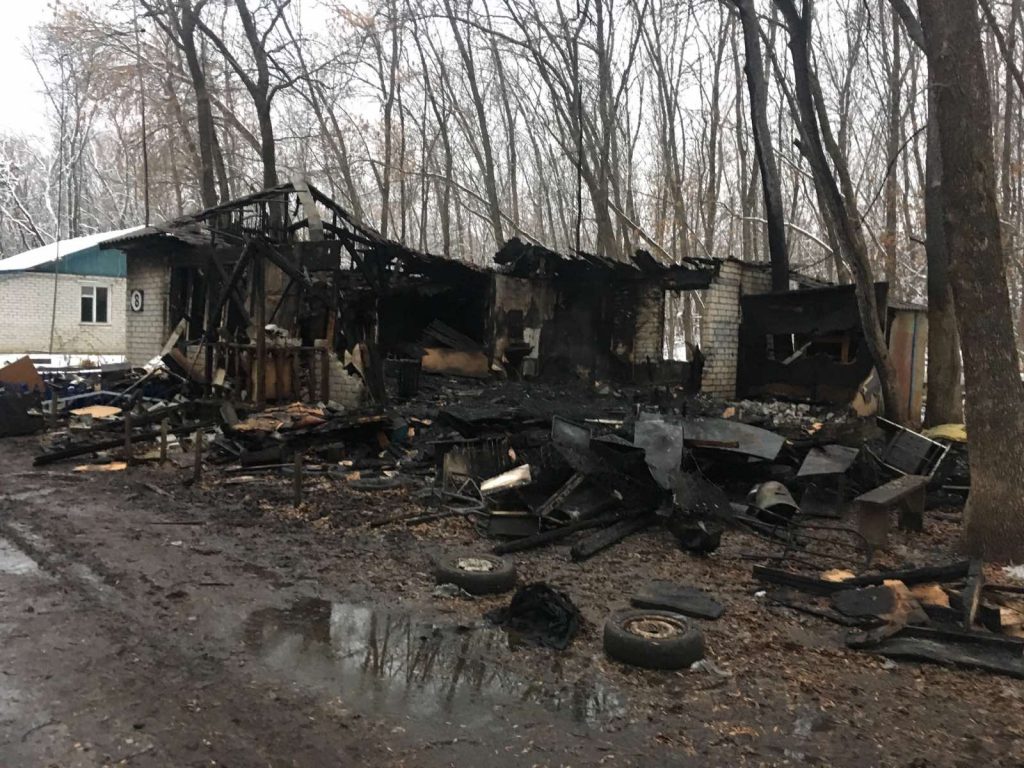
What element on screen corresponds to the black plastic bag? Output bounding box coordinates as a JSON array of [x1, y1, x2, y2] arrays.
[[486, 582, 581, 650]]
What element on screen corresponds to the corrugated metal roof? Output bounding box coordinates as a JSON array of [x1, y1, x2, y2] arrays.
[[0, 226, 142, 274]]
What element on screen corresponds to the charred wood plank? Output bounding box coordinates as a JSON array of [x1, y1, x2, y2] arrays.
[[754, 561, 971, 597], [753, 566, 845, 596], [570, 513, 656, 562], [493, 512, 621, 555], [33, 419, 216, 466], [210, 245, 254, 329], [843, 560, 971, 588]]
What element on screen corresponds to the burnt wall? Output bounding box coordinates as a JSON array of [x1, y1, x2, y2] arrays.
[[736, 282, 889, 404], [490, 275, 556, 371]]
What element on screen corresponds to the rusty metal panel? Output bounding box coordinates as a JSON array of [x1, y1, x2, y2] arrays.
[[887, 309, 928, 427]]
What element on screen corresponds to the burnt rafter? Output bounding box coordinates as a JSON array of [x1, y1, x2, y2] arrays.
[[494, 237, 717, 289]]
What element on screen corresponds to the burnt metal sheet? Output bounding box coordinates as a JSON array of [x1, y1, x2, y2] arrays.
[[551, 416, 598, 475], [682, 417, 785, 461], [797, 445, 860, 477], [634, 414, 684, 490], [631, 582, 724, 620], [669, 471, 735, 519]]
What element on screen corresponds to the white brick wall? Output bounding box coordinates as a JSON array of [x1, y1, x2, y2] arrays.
[[126, 255, 170, 366], [700, 260, 773, 398], [632, 283, 665, 362], [0, 272, 126, 356], [327, 354, 366, 408]]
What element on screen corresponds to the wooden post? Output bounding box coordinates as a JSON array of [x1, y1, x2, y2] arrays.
[[123, 410, 133, 467], [320, 346, 330, 403], [293, 450, 303, 508], [159, 418, 168, 464], [254, 252, 267, 407], [192, 429, 203, 484]]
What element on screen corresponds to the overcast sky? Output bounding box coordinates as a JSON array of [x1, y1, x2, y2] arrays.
[[0, 1, 50, 136]]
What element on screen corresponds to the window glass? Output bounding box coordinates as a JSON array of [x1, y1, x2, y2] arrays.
[[81, 286, 94, 323], [95, 287, 108, 323]]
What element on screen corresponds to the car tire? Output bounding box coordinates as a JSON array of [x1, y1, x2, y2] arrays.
[[603, 608, 705, 669], [433, 553, 517, 595]]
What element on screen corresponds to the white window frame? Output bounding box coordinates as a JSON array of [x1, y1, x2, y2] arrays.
[[80, 284, 111, 325]]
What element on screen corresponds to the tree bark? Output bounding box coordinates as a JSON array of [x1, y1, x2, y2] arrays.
[[923, 91, 963, 426], [735, 0, 789, 288], [775, 0, 906, 425], [919, 0, 1024, 560], [888, 0, 963, 426], [174, 0, 219, 208]]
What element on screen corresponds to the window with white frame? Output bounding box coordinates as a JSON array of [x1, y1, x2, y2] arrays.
[[81, 285, 109, 324]]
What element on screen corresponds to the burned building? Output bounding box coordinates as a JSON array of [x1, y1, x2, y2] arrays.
[[103, 181, 723, 406], [103, 180, 925, 415]]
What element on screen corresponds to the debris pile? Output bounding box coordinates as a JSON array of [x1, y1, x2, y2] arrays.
[[758, 559, 1024, 678], [7, 342, 989, 677]]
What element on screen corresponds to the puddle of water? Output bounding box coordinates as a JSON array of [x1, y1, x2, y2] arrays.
[[0, 538, 40, 576], [242, 598, 626, 726]]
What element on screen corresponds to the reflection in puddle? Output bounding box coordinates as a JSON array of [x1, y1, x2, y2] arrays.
[[243, 598, 626, 726]]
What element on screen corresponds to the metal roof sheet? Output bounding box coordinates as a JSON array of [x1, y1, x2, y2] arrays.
[[0, 226, 143, 272]]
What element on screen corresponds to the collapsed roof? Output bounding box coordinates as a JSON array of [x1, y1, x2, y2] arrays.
[[101, 180, 717, 289]]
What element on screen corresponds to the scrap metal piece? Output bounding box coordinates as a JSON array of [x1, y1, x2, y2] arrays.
[[670, 471, 734, 520], [551, 416, 598, 474], [876, 417, 949, 477], [797, 444, 860, 478], [634, 414, 684, 490], [631, 582, 724, 620], [750, 481, 800, 519], [534, 472, 585, 519], [682, 417, 785, 461]]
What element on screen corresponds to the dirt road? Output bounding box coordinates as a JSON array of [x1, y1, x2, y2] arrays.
[[1, 436, 1021, 767]]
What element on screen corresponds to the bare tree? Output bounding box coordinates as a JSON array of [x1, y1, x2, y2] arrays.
[[919, 0, 1024, 559], [730, 0, 789, 288], [774, 0, 907, 424]]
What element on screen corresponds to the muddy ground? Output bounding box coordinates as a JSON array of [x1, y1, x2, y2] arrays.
[[1, 433, 1022, 767]]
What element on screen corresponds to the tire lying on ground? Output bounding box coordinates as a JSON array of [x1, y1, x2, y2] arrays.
[[603, 609, 705, 669], [433, 553, 517, 595]]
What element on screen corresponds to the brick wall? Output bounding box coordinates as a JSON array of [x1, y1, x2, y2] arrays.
[[326, 354, 367, 409], [0, 272, 126, 356], [700, 260, 773, 398], [126, 254, 170, 366], [632, 282, 665, 363]]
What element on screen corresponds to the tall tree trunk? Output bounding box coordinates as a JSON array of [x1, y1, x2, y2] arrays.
[[919, 0, 1024, 560], [889, 0, 963, 426], [735, 0, 789, 289], [775, 0, 907, 424], [923, 92, 963, 426], [175, 0, 220, 208]]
